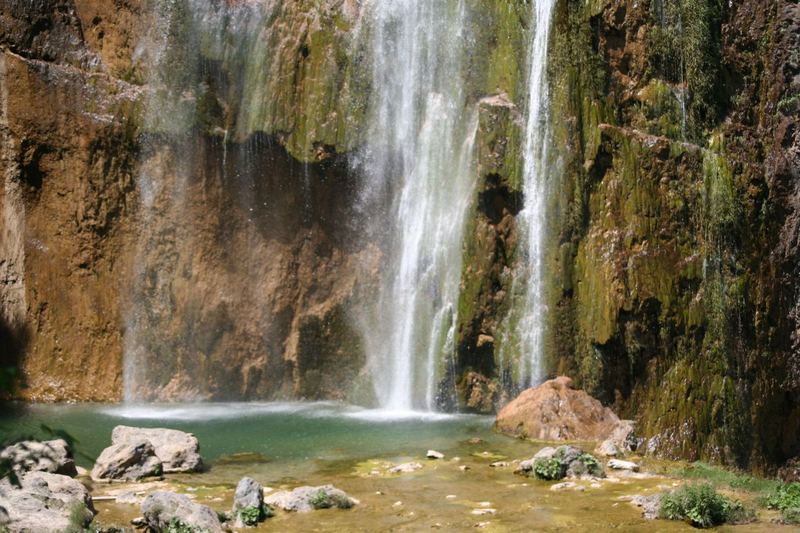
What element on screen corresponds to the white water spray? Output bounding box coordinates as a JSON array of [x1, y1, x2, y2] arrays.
[[357, 0, 477, 411]]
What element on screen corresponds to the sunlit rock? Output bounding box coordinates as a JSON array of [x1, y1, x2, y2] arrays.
[[0, 439, 77, 477], [91, 439, 162, 482], [264, 485, 356, 512], [0, 472, 95, 532], [141, 491, 223, 532], [111, 426, 203, 473], [495, 377, 630, 443]]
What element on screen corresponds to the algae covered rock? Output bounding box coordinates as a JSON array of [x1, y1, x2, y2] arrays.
[[515, 445, 604, 480], [0, 471, 95, 532], [0, 439, 77, 477], [141, 491, 223, 533], [495, 376, 626, 441], [264, 484, 356, 512]]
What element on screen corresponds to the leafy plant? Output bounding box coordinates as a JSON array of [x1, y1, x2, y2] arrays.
[[577, 453, 603, 477], [533, 458, 564, 481], [165, 518, 196, 533], [765, 483, 800, 524], [237, 506, 261, 526], [309, 490, 333, 509], [659, 483, 753, 528]]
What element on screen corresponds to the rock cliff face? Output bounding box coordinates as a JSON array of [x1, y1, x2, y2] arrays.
[[0, 0, 797, 470]]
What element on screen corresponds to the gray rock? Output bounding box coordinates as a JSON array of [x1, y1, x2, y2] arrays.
[[515, 446, 604, 480], [232, 477, 267, 527], [596, 439, 621, 457], [91, 439, 163, 481], [264, 485, 356, 513], [608, 459, 640, 472], [141, 491, 223, 532], [0, 472, 95, 532], [112, 426, 202, 473], [0, 439, 77, 477], [632, 493, 663, 520]]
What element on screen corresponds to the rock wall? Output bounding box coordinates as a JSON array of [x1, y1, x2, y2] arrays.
[[0, 0, 797, 470]]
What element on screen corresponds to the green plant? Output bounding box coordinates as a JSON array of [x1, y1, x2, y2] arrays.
[[766, 483, 800, 524], [262, 503, 275, 518], [577, 453, 603, 477], [533, 458, 564, 481], [659, 483, 752, 528], [676, 461, 778, 493], [237, 506, 261, 526], [309, 490, 333, 509], [165, 518, 196, 533]]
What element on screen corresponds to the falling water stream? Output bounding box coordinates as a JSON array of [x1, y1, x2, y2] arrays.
[[500, 0, 557, 388], [356, 0, 477, 411]]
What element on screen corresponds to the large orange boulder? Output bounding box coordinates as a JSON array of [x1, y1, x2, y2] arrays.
[[495, 376, 625, 442]]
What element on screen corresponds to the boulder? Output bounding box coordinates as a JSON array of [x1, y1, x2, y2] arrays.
[[141, 491, 223, 532], [0, 439, 78, 477], [495, 376, 629, 442], [264, 485, 356, 513], [631, 493, 663, 520], [515, 445, 604, 480], [91, 439, 162, 481], [111, 426, 202, 473], [232, 477, 271, 527], [0, 472, 95, 532]]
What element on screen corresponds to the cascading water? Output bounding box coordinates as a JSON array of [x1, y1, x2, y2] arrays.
[[355, 0, 478, 411], [499, 0, 557, 388]]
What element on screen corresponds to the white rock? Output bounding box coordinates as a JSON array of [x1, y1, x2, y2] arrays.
[[426, 450, 445, 459], [112, 426, 203, 473], [608, 459, 640, 472], [470, 508, 496, 515], [389, 462, 423, 474]]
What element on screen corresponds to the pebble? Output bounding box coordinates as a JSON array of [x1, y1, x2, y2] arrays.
[[427, 450, 445, 460], [471, 508, 496, 516]]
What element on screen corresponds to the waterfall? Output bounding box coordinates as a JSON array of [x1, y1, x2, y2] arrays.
[[124, 0, 274, 401], [500, 0, 557, 387], [355, 0, 478, 411]]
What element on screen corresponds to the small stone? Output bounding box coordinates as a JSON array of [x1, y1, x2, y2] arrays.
[[264, 485, 356, 512], [393, 501, 403, 507], [426, 450, 445, 460], [470, 508, 496, 515], [490, 461, 509, 467], [478, 501, 491, 507], [459, 465, 470, 472], [608, 459, 640, 472], [446, 495, 457, 500], [389, 462, 423, 474], [467, 438, 484, 445]]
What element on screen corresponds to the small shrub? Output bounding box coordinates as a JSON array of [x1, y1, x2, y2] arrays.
[[577, 453, 603, 477], [165, 518, 196, 533], [766, 483, 800, 524], [309, 490, 333, 509], [533, 458, 564, 481], [659, 483, 752, 528], [238, 506, 261, 526]]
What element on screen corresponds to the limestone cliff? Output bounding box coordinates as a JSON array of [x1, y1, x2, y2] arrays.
[[0, 0, 797, 472]]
